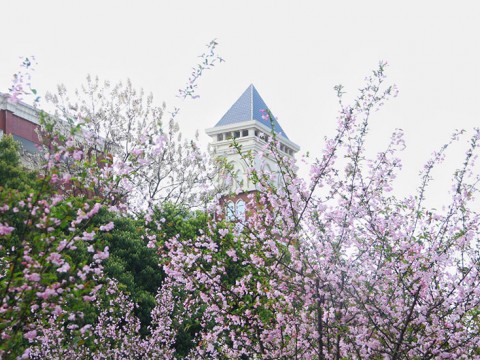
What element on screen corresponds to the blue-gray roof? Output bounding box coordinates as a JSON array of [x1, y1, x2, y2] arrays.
[[215, 84, 289, 140]]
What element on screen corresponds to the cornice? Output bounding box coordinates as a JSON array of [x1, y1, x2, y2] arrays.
[[0, 93, 41, 125]]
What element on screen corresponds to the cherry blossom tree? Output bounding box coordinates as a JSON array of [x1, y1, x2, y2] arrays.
[[3, 52, 480, 359], [26, 279, 179, 359], [43, 40, 223, 212], [0, 126, 116, 357], [163, 62, 480, 358], [0, 42, 223, 358]]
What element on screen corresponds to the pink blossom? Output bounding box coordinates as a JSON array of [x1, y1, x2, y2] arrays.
[[0, 223, 14, 236], [62, 173, 72, 182], [25, 273, 41, 282], [147, 240, 156, 249], [47, 253, 63, 266], [83, 295, 96, 302], [82, 231, 95, 241], [80, 324, 92, 335], [249, 254, 264, 266], [36, 288, 56, 300], [57, 262, 71, 273], [93, 247, 109, 261], [131, 148, 143, 156], [87, 203, 102, 217], [226, 249, 238, 261], [53, 305, 63, 316], [24, 330, 37, 341], [8, 92, 21, 104], [72, 150, 83, 160], [56, 240, 68, 251], [99, 222, 114, 231]]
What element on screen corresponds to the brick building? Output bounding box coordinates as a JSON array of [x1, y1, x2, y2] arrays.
[[1, 86, 299, 214], [0, 93, 42, 153]]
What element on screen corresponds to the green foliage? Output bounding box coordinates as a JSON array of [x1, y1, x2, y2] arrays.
[[0, 134, 36, 192], [89, 204, 214, 354], [90, 210, 163, 337], [152, 204, 212, 356], [0, 192, 106, 356], [0, 133, 229, 356]]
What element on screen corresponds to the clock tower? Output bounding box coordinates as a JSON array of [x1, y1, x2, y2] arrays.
[[206, 84, 299, 219]]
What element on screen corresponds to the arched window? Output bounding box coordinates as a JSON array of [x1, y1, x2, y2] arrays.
[[226, 201, 235, 221], [231, 160, 248, 190], [236, 200, 246, 221]]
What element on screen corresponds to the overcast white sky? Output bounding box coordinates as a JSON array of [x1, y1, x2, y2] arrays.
[[1, 1, 480, 207]]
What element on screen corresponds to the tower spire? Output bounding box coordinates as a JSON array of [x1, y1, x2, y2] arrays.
[[206, 84, 300, 192], [213, 84, 290, 140]]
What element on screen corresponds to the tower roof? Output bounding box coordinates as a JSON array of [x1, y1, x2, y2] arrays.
[[215, 84, 289, 140]]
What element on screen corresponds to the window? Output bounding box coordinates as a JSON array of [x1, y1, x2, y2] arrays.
[[225, 199, 247, 222], [236, 200, 246, 221], [226, 201, 235, 221], [242, 129, 248, 137], [13, 135, 39, 153], [226, 132, 232, 140], [234, 131, 240, 139], [217, 134, 224, 141]]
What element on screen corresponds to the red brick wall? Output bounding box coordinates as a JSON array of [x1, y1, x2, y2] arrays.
[[0, 110, 6, 132], [3, 110, 40, 144], [219, 191, 256, 208], [219, 190, 258, 221]]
